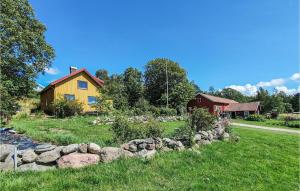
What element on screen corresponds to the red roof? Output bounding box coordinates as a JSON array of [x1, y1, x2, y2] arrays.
[[198, 93, 238, 104], [224, 102, 260, 112], [41, 68, 104, 93]]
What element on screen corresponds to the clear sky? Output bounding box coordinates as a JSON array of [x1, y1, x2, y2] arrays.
[[31, 0, 299, 95]]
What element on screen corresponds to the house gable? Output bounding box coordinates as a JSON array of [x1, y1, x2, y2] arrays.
[[40, 68, 103, 112]]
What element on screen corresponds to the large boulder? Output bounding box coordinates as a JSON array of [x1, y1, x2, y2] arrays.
[[36, 148, 61, 164], [61, 144, 79, 155], [163, 138, 184, 150], [18, 162, 56, 172], [0, 144, 15, 161], [22, 149, 37, 163], [35, 144, 56, 154], [0, 153, 14, 171], [87, 143, 101, 154], [99, 147, 124, 163], [57, 153, 100, 169]]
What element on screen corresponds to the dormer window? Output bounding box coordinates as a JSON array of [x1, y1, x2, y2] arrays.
[[78, 80, 88, 89]]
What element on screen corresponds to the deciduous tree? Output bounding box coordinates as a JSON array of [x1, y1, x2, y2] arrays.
[[1, 0, 55, 121]]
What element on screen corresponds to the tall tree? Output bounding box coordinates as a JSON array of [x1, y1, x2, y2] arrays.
[[169, 81, 196, 113], [144, 58, 187, 106], [123, 67, 143, 107], [102, 74, 128, 110], [1, 0, 55, 121], [218, 88, 249, 103], [95, 69, 109, 81], [255, 87, 270, 113], [291, 93, 300, 112]]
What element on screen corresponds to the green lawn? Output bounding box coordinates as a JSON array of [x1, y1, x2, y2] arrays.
[[10, 116, 185, 146], [1, 126, 299, 191], [232, 118, 300, 130]]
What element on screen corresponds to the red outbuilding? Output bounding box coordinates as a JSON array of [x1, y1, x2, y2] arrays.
[[187, 93, 261, 118]]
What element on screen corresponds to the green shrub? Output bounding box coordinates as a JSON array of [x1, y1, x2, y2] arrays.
[[246, 114, 265, 122], [51, 98, 83, 118], [188, 108, 215, 132], [172, 125, 195, 147], [13, 112, 29, 120], [144, 120, 164, 138], [111, 116, 164, 143], [285, 120, 300, 128], [148, 106, 161, 116], [159, 107, 177, 116]]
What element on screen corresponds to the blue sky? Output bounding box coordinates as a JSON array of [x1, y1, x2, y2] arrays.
[[32, 0, 299, 95]]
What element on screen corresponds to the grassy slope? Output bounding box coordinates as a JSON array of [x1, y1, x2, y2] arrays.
[[232, 119, 300, 130], [10, 116, 185, 146], [1, 127, 299, 191]]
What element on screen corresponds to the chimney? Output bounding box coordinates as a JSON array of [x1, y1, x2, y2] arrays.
[[70, 66, 78, 74]]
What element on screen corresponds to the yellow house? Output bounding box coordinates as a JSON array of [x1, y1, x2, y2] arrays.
[[40, 67, 104, 113]]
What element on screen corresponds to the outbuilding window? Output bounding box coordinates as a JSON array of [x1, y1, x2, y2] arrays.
[[78, 80, 88, 89], [88, 96, 97, 105], [64, 94, 75, 101]]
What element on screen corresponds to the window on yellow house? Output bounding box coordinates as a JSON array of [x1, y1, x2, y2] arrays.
[[78, 80, 88, 89], [88, 96, 97, 105]]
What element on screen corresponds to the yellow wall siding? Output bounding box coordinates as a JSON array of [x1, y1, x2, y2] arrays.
[[54, 72, 100, 112]]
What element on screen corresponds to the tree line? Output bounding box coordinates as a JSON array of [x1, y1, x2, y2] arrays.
[[206, 87, 299, 114], [95, 59, 299, 115], [95, 58, 198, 115]]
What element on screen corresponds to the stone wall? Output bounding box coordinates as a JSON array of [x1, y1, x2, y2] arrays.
[[0, 119, 235, 172], [91, 115, 186, 125]]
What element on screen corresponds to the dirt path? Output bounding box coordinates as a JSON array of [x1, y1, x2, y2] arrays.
[[232, 123, 300, 134]]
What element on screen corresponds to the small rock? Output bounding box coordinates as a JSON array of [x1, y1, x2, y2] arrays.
[[57, 153, 100, 169], [22, 149, 37, 163], [198, 140, 211, 145], [194, 134, 202, 141], [154, 138, 163, 149], [207, 133, 214, 141], [128, 139, 144, 145], [128, 144, 137, 152], [61, 144, 79, 155], [88, 143, 101, 154], [145, 144, 155, 150], [35, 144, 56, 154], [79, 144, 88, 153], [135, 149, 156, 159], [137, 143, 147, 150], [18, 162, 56, 172], [199, 131, 209, 139], [144, 138, 154, 144]]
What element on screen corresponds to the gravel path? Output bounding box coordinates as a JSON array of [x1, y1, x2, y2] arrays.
[[232, 123, 300, 134]]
